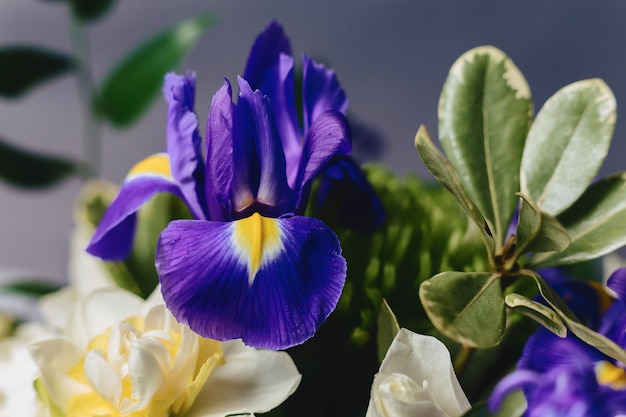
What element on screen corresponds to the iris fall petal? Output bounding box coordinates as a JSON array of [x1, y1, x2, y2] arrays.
[[156, 215, 346, 349]]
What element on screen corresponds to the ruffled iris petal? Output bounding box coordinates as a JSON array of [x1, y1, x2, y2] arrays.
[[87, 153, 184, 260], [237, 77, 293, 214], [294, 110, 352, 210], [302, 54, 349, 130], [205, 80, 235, 221], [163, 72, 207, 220], [156, 215, 346, 349], [243, 20, 292, 92]]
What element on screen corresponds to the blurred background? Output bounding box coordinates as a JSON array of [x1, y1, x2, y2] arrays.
[[1, 0, 625, 287]]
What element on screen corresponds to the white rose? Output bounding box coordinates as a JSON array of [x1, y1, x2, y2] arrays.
[[29, 287, 301, 417], [367, 328, 471, 417]]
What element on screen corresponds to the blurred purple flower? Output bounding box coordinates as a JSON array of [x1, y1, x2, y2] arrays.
[[489, 268, 626, 416]]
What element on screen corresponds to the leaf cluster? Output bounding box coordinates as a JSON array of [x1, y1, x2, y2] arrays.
[[415, 46, 626, 367], [0, 5, 214, 189]]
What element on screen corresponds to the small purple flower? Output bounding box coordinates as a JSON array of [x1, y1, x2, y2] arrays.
[[86, 23, 354, 350], [489, 268, 626, 416]]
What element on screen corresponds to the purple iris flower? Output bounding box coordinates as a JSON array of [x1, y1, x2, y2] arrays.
[[86, 23, 354, 350], [489, 268, 626, 416], [243, 21, 384, 233]]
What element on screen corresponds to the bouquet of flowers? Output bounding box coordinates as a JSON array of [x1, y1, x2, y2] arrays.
[[1, 5, 626, 417]]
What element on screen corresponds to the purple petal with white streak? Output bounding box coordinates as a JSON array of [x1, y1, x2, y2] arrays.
[[205, 80, 235, 221], [155, 215, 346, 349]]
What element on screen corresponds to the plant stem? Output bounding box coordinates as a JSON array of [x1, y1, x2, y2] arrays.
[[68, 12, 101, 178], [454, 344, 475, 377]]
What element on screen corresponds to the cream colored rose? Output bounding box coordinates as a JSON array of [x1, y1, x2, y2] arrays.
[[367, 328, 470, 417], [30, 287, 301, 417]]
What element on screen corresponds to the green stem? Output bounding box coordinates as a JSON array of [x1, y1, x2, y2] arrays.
[[454, 345, 475, 377], [68, 12, 101, 178]]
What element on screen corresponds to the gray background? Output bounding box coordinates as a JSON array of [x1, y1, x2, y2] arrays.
[[1, 0, 625, 285]]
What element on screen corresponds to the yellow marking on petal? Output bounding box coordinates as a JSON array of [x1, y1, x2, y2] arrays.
[[596, 361, 626, 389], [127, 153, 172, 181], [232, 213, 283, 285]]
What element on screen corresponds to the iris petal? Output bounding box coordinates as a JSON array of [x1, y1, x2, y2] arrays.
[[205, 80, 235, 221], [517, 327, 602, 373], [302, 54, 349, 130], [237, 77, 293, 214], [243, 20, 292, 92], [164, 72, 207, 220], [87, 153, 184, 260], [294, 110, 352, 210], [156, 215, 346, 349], [607, 268, 626, 302], [260, 54, 302, 189]]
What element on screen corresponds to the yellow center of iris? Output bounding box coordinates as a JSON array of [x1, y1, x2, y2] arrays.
[[127, 153, 172, 180], [64, 308, 223, 417], [596, 361, 626, 389], [232, 212, 283, 285]]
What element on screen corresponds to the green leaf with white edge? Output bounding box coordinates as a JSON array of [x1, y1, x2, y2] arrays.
[[0, 136, 87, 188], [514, 193, 569, 260], [520, 79, 616, 216], [377, 299, 400, 362], [522, 270, 626, 364], [98, 14, 216, 127], [0, 46, 75, 98], [439, 46, 532, 247], [415, 125, 495, 262], [504, 293, 567, 337], [419, 271, 505, 347], [529, 172, 626, 267]]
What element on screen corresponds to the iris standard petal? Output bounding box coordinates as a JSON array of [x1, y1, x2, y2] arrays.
[[205, 80, 235, 221], [294, 110, 352, 210], [87, 153, 184, 260], [302, 54, 349, 131], [258, 53, 302, 189], [237, 77, 293, 215], [607, 268, 626, 301], [156, 214, 346, 349], [243, 20, 292, 92], [164, 72, 207, 220]]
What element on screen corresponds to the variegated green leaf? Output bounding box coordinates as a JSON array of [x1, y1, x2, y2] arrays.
[[415, 125, 494, 261], [419, 271, 505, 347], [520, 79, 615, 216], [529, 172, 626, 267], [505, 293, 567, 337], [439, 46, 532, 247], [515, 193, 569, 260]]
